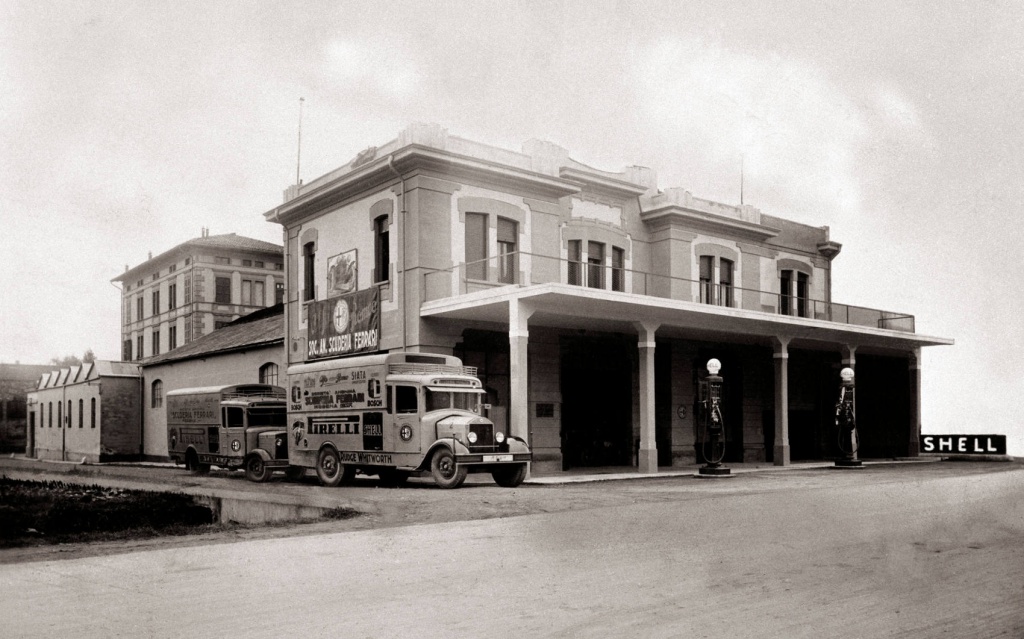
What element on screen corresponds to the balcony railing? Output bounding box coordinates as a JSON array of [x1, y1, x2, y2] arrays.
[[422, 251, 915, 333]]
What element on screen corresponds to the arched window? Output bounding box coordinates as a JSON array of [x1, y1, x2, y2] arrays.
[[151, 380, 163, 409], [259, 362, 279, 386]]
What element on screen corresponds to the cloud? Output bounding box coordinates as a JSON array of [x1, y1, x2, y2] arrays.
[[324, 38, 420, 97]]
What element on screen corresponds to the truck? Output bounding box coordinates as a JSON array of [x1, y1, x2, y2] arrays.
[[166, 384, 301, 482], [287, 352, 531, 488]]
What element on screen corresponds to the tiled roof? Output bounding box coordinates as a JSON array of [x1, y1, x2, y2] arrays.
[[113, 233, 282, 282], [142, 305, 283, 367]]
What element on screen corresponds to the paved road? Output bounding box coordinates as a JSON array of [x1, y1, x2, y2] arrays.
[[2, 464, 1023, 638]]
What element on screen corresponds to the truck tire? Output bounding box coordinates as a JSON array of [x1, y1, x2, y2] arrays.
[[186, 449, 210, 475], [316, 447, 355, 487], [430, 448, 467, 489], [492, 463, 527, 488], [245, 454, 272, 483]]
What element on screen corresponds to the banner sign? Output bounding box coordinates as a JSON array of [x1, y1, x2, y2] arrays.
[[920, 434, 1006, 455], [307, 288, 380, 360]]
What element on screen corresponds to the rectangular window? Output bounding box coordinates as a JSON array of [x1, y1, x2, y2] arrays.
[[58, 401, 62, 429], [169, 263, 176, 273], [136, 296, 144, 321], [242, 280, 252, 305], [497, 218, 517, 284], [78, 399, 83, 428], [215, 256, 230, 265], [780, 270, 793, 315], [169, 325, 177, 350], [274, 263, 283, 270], [396, 385, 419, 414], [91, 398, 96, 428], [168, 283, 177, 310], [254, 260, 264, 268], [152, 273, 159, 282], [720, 259, 734, 307], [184, 275, 192, 304], [465, 213, 488, 280], [254, 280, 265, 306], [699, 256, 714, 304], [48, 402, 52, 428], [124, 298, 131, 325], [303, 243, 316, 302], [215, 276, 231, 304], [374, 216, 390, 283], [185, 257, 191, 266], [275, 282, 284, 305], [612, 247, 625, 292], [67, 400, 71, 429], [797, 272, 809, 318], [152, 290, 160, 316], [137, 335, 144, 360], [568, 240, 582, 286], [185, 317, 192, 343], [152, 330, 160, 356], [123, 339, 132, 361], [587, 242, 604, 289], [242, 259, 252, 267], [137, 279, 143, 287]]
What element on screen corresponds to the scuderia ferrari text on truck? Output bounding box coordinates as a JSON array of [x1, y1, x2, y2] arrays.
[[287, 352, 531, 488]]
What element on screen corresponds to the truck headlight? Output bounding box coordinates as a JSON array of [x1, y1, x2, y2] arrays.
[[495, 431, 505, 443], [467, 431, 478, 444]]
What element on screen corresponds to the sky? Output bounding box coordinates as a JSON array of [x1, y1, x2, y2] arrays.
[[2, 1, 1022, 454]]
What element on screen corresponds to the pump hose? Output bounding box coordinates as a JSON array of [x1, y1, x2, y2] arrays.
[[702, 406, 727, 464], [837, 415, 859, 455]]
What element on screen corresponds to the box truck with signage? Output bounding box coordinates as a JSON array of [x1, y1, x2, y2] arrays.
[[166, 384, 300, 482], [287, 353, 531, 488]]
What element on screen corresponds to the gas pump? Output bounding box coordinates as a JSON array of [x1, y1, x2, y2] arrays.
[[698, 358, 731, 476], [834, 367, 863, 468]]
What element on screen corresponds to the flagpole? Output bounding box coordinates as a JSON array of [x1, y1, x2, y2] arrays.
[[296, 97, 304, 186]]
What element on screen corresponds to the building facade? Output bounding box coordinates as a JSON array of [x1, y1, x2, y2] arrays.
[[0, 363, 52, 453], [112, 231, 284, 362], [139, 306, 284, 461], [264, 124, 952, 474], [29, 361, 141, 463]]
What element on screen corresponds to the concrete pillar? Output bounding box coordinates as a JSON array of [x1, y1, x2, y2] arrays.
[[508, 297, 534, 445], [908, 348, 922, 457], [634, 321, 660, 473], [773, 337, 791, 465]]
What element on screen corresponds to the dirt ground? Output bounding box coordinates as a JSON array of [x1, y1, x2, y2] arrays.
[[2, 457, 1019, 566]]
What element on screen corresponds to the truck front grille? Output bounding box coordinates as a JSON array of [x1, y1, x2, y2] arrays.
[[469, 423, 494, 449]]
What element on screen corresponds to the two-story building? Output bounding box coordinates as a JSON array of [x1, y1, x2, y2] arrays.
[[263, 123, 952, 474], [112, 231, 284, 362]]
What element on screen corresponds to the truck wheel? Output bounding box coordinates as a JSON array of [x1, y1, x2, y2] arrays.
[[245, 454, 272, 483], [378, 469, 409, 488], [186, 450, 210, 475], [430, 448, 467, 489], [316, 447, 355, 487], [285, 466, 306, 481], [492, 463, 527, 488]]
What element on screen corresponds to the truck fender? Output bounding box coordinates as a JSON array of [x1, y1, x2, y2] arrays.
[[505, 436, 531, 454], [247, 448, 273, 463], [420, 439, 471, 470]]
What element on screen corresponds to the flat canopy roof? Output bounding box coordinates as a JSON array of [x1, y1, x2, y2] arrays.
[[420, 283, 953, 356]]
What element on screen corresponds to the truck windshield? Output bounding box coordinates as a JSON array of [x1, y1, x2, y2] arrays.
[[425, 389, 480, 413], [247, 406, 286, 427]]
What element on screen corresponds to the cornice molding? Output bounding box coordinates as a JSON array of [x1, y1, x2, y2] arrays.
[[640, 205, 781, 242]]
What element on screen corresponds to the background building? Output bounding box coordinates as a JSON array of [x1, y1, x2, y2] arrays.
[[139, 305, 284, 461], [0, 363, 53, 453], [29, 361, 140, 463], [112, 230, 284, 362], [264, 124, 952, 474]]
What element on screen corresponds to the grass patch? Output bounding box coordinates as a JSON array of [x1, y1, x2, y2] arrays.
[[0, 476, 215, 548]]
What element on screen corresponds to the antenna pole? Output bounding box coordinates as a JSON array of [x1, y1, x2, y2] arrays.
[[296, 97, 305, 186]]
